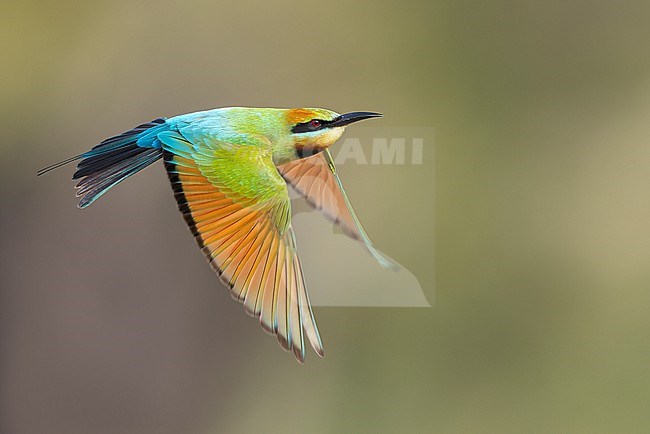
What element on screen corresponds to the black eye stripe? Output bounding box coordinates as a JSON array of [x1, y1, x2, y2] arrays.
[[291, 118, 337, 134]]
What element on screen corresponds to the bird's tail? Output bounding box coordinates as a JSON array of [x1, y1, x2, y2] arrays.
[[38, 118, 169, 208]]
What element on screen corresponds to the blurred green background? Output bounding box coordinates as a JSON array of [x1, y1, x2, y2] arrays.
[[2, 1, 649, 433]]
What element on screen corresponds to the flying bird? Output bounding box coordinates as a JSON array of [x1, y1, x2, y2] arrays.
[[39, 107, 399, 362]]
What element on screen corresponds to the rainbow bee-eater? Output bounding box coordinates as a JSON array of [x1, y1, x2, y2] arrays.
[[40, 107, 399, 362]]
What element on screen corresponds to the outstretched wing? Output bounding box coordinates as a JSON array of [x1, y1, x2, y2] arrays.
[[277, 150, 399, 271], [159, 130, 323, 362]]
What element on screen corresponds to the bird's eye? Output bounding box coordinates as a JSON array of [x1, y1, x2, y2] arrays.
[[291, 118, 328, 134]]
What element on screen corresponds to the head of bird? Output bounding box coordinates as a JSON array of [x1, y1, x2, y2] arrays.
[[284, 108, 383, 158]]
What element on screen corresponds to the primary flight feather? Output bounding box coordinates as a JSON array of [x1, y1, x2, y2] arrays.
[[40, 107, 399, 362]]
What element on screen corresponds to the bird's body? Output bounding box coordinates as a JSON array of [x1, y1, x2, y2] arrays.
[[40, 107, 398, 362]]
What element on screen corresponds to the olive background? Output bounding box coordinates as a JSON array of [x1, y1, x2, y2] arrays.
[[2, 1, 649, 433]]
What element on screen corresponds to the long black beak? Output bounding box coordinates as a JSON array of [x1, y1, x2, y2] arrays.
[[329, 111, 383, 127]]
